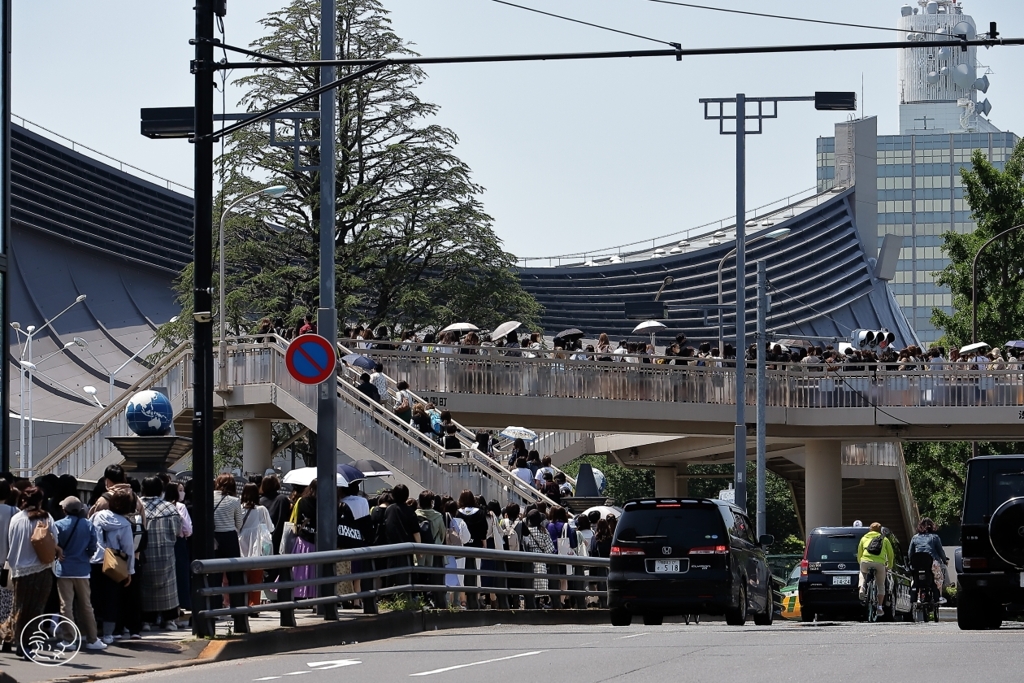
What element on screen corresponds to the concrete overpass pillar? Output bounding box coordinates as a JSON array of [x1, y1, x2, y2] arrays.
[[654, 467, 676, 497], [805, 440, 842, 533], [242, 419, 274, 476], [677, 463, 689, 497]]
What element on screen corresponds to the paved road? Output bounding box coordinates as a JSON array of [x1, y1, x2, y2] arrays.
[[106, 620, 1023, 683]]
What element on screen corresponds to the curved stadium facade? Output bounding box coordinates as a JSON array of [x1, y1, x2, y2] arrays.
[[518, 187, 918, 350]]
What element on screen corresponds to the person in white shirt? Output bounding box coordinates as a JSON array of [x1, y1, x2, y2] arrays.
[[512, 458, 534, 486], [370, 363, 389, 404]]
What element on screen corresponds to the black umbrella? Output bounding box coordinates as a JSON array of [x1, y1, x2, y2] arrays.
[[554, 328, 584, 342], [351, 458, 394, 478], [342, 353, 375, 370]]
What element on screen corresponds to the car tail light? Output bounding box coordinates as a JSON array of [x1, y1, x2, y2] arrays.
[[963, 557, 987, 570], [689, 545, 728, 555], [800, 543, 809, 577], [610, 546, 645, 557]]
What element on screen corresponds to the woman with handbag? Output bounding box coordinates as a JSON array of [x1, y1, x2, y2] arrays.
[[139, 477, 181, 631], [90, 487, 135, 645], [289, 481, 318, 600], [238, 484, 274, 607], [212, 475, 245, 613], [393, 381, 414, 424], [0, 487, 58, 656]]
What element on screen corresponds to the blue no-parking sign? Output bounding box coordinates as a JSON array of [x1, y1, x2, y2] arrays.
[[285, 334, 337, 385]]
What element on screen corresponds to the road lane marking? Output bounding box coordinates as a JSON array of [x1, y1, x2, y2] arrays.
[[308, 660, 361, 670], [283, 673, 310, 676], [619, 633, 649, 639], [409, 650, 546, 677], [254, 678, 281, 681]]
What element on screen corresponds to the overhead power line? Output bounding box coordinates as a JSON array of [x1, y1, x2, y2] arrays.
[[645, 0, 948, 38], [491, 0, 680, 48]]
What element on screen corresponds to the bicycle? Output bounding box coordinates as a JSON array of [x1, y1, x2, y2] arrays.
[[910, 552, 940, 623], [863, 568, 880, 623]]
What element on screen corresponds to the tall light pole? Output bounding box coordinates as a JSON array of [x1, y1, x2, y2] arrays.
[[11, 294, 87, 474], [219, 187, 287, 389], [316, 0, 340, 621], [75, 314, 179, 403], [972, 223, 1024, 345], [717, 227, 790, 354], [701, 91, 856, 512]]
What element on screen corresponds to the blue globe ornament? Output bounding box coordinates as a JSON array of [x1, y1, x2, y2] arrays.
[[592, 467, 607, 496], [125, 390, 174, 436]]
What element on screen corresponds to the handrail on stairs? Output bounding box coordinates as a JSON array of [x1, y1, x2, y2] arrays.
[[336, 342, 577, 491]]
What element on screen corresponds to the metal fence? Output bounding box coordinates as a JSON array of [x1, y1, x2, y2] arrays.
[[364, 348, 1024, 409], [190, 543, 612, 637]]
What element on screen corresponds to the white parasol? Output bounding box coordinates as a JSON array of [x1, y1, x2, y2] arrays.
[[282, 467, 349, 487], [440, 322, 479, 335], [491, 321, 522, 341], [959, 341, 991, 356]]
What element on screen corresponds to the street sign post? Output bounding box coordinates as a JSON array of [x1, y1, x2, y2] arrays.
[[285, 335, 337, 385]]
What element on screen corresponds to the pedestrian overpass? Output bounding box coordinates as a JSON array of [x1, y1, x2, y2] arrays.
[[38, 337, 1018, 540]]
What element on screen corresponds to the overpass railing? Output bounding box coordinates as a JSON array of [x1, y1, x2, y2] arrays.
[[362, 349, 1024, 409]]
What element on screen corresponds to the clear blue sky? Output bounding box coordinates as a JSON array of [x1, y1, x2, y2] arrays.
[[12, 1, 1024, 259]]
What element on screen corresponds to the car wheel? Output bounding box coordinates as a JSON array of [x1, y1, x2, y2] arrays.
[[753, 585, 774, 626], [986, 603, 1004, 630], [642, 614, 663, 626], [610, 608, 632, 627], [800, 609, 815, 623], [725, 585, 747, 626], [957, 592, 988, 631]]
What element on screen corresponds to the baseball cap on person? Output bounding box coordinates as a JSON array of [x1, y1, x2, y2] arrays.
[[60, 496, 85, 514]]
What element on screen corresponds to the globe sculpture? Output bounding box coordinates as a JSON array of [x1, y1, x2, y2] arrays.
[[125, 390, 174, 436], [592, 467, 607, 496]]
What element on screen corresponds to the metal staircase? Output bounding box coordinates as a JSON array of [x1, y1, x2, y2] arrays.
[[35, 337, 551, 507]]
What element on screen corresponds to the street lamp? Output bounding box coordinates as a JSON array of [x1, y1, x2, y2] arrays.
[[11, 294, 88, 474], [74, 315, 179, 404], [83, 386, 104, 409], [972, 223, 1024, 344], [717, 227, 791, 354], [701, 91, 856, 513], [219, 185, 288, 389]]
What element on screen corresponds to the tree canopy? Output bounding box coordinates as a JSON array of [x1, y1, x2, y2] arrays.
[[164, 0, 539, 344], [931, 139, 1024, 347]]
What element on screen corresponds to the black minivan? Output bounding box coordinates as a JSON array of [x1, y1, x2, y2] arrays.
[[607, 498, 775, 626]]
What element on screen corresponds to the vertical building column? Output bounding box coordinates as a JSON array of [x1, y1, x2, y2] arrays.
[[242, 419, 273, 476], [676, 463, 689, 497], [654, 467, 676, 498], [805, 440, 843, 532]]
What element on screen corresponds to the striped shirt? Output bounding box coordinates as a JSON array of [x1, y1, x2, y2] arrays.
[[212, 491, 244, 532]]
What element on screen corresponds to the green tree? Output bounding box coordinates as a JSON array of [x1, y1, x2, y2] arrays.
[[931, 139, 1024, 347], [902, 441, 971, 528], [161, 0, 540, 347]]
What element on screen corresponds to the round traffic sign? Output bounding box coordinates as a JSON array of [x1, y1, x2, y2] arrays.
[[285, 334, 337, 385]]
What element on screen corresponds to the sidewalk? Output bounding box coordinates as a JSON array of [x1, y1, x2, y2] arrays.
[[0, 610, 340, 683]]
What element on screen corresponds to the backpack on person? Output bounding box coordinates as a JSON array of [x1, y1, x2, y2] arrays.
[[418, 518, 434, 544], [430, 411, 444, 436], [866, 533, 884, 555]]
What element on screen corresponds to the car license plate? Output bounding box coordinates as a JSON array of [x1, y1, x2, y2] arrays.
[[655, 560, 680, 573], [833, 575, 851, 586]]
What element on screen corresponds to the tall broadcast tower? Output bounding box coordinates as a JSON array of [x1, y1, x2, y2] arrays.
[[897, 0, 998, 134]]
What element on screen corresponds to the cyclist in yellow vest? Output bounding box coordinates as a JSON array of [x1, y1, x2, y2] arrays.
[[856, 522, 895, 609]]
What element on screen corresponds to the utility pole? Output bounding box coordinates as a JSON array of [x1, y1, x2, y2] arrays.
[[756, 260, 767, 538], [316, 0, 339, 622], [191, 0, 218, 637]]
